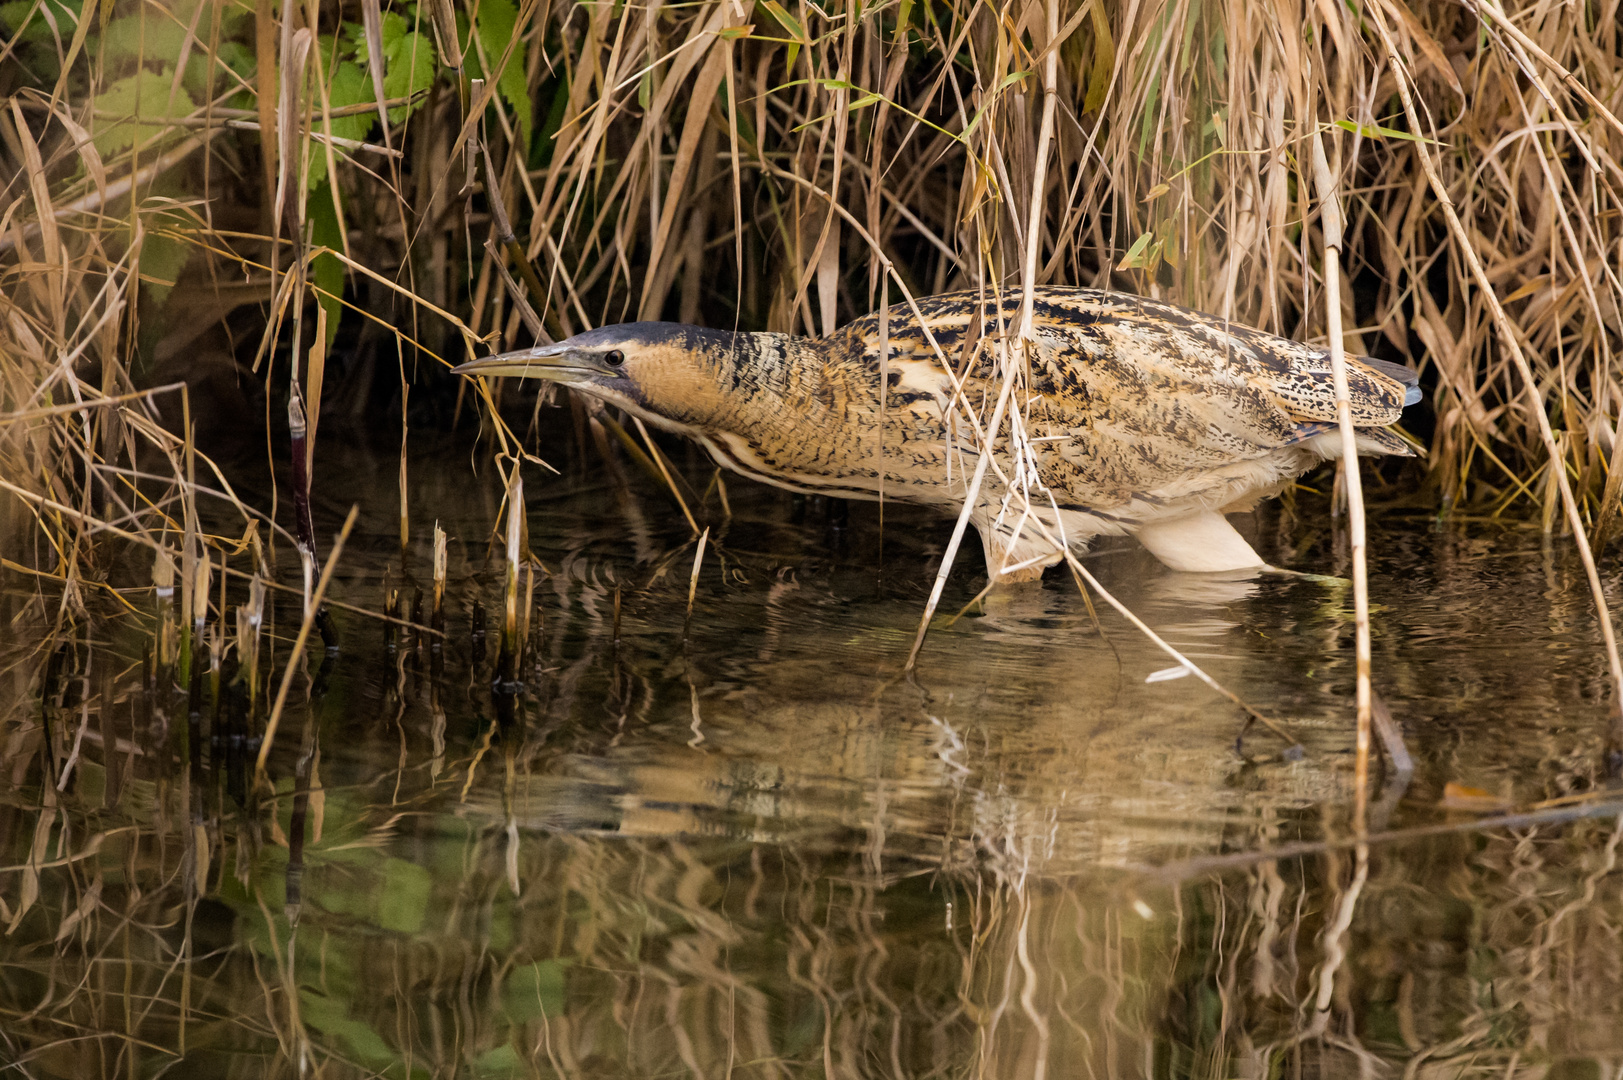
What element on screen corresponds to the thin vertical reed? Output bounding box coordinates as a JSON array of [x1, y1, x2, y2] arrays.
[[1310, 133, 1372, 829], [501, 469, 524, 679], [254, 505, 359, 786], [432, 522, 447, 635]]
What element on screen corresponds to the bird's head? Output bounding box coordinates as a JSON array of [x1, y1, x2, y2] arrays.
[[453, 323, 752, 435]]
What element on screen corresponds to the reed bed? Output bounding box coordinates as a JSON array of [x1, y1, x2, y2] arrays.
[[1, 0, 1620, 582]]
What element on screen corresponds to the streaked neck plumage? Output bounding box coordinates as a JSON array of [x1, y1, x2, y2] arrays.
[[635, 327, 838, 443], [622, 324, 911, 498]]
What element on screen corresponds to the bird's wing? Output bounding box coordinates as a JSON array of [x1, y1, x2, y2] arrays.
[[859, 289, 1411, 428], [1020, 289, 1413, 426], [850, 288, 1414, 429], [842, 288, 1418, 505]]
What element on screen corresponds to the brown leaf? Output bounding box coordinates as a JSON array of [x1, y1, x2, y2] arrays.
[[1380, 0, 1464, 97], [1439, 781, 1514, 813]]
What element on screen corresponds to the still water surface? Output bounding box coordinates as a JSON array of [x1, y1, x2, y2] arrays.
[[4, 430, 1623, 1077]]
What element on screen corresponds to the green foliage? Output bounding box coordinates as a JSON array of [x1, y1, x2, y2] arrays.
[[502, 959, 570, 1021], [92, 69, 198, 158], [0, 0, 85, 82], [185, 38, 256, 108], [98, 13, 191, 69], [355, 10, 438, 123], [136, 225, 192, 305], [377, 856, 433, 933], [308, 33, 378, 189], [300, 989, 426, 1077], [309, 180, 347, 341], [471, 0, 532, 152]]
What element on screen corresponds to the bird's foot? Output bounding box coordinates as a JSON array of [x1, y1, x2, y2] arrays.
[[1260, 564, 1349, 585]]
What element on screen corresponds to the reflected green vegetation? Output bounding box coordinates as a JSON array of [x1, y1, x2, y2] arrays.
[[4, 434, 1623, 1078]]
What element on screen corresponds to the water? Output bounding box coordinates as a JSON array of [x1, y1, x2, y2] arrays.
[[4, 427, 1623, 1078]]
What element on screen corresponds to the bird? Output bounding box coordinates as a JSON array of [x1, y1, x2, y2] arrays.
[[453, 288, 1421, 582]]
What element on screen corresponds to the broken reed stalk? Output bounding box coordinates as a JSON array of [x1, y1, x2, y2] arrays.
[[192, 556, 210, 637], [254, 504, 358, 787], [686, 527, 710, 622], [154, 547, 177, 670], [179, 390, 199, 687], [432, 522, 447, 635], [500, 469, 523, 679], [1365, 1, 1623, 752], [239, 576, 267, 706], [399, 383, 411, 571], [287, 392, 317, 613], [1301, 132, 1375, 1031], [519, 559, 536, 661], [1311, 132, 1373, 830]]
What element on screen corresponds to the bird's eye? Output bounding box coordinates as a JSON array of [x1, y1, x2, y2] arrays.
[[604, 349, 626, 368]]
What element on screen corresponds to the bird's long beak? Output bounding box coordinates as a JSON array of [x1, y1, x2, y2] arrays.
[[453, 343, 607, 384]]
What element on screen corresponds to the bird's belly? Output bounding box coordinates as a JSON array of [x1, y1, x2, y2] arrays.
[[694, 419, 1323, 529]]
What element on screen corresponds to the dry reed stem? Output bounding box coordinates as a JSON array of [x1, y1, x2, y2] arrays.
[[1310, 132, 1372, 827], [686, 525, 709, 620], [253, 503, 358, 787]]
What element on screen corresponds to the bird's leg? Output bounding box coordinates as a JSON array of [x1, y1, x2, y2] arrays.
[[1131, 510, 1266, 573], [973, 514, 1065, 583]]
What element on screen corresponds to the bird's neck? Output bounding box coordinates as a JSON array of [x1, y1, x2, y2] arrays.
[[668, 330, 838, 439]]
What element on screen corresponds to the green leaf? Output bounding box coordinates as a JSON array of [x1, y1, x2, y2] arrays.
[[760, 0, 803, 72], [98, 13, 189, 68], [308, 180, 345, 342], [474, 1046, 522, 1075], [1137, 64, 1161, 160], [377, 10, 407, 58], [183, 39, 254, 103], [759, 0, 805, 40], [475, 0, 532, 152], [93, 70, 197, 158], [298, 990, 400, 1069], [1116, 230, 1154, 270], [306, 58, 377, 188], [1084, 0, 1114, 114], [1332, 118, 1443, 146], [138, 228, 190, 304], [383, 29, 436, 123], [326, 60, 377, 142], [2, 0, 84, 46]]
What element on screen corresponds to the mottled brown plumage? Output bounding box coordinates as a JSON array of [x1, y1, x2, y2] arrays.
[[454, 288, 1419, 580]]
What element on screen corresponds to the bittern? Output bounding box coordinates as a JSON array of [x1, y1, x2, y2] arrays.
[[454, 288, 1420, 581]]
